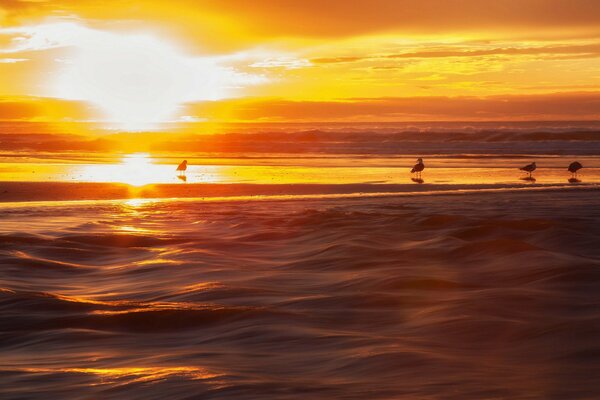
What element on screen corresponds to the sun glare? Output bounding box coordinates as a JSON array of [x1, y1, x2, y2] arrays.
[[118, 153, 159, 186], [59, 35, 192, 130], [79, 153, 162, 186], [52, 27, 219, 130], [5, 22, 269, 130]]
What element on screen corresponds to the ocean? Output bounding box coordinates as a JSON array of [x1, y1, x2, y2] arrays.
[[1, 122, 599, 399]]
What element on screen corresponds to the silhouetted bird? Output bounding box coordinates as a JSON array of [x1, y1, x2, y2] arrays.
[[176, 160, 188, 174], [411, 158, 425, 178], [568, 161, 583, 177], [519, 162, 536, 178]]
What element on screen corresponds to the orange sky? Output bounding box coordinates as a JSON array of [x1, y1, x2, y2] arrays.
[[2, 0, 600, 128]]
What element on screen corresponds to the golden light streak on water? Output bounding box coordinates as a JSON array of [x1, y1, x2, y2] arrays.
[[4, 366, 222, 383]]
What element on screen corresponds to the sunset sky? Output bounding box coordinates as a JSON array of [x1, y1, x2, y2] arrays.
[[2, 0, 600, 128]]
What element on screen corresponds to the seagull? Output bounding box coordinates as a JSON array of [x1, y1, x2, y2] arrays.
[[519, 161, 536, 178], [411, 158, 425, 178], [568, 161, 583, 178], [176, 160, 188, 175]]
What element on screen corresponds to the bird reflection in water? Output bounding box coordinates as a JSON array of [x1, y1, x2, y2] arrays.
[[177, 175, 187, 182], [519, 161, 537, 179], [568, 177, 582, 183], [520, 176, 537, 182], [411, 177, 424, 184]]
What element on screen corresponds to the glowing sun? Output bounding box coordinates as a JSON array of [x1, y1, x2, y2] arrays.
[[10, 22, 268, 130], [58, 34, 193, 130]]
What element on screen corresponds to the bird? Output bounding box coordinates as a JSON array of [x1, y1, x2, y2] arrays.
[[568, 161, 583, 178], [176, 160, 188, 175], [411, 158, 425, 178], [519, 161, 536, 178]]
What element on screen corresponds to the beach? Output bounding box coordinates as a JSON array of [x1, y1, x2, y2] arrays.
[[3, 1, 600, 397], [1, 187, 599, 399], [1, 122, 599, 399], [0, 151, 598, 203]]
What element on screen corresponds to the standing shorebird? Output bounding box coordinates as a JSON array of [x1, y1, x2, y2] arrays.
[[411, 158, 425, 178], [568, 161, 583, 178], [519, 162, 536, 178], [176, 160, 188, 175]]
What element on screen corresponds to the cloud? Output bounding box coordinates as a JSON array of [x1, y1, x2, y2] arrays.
[[311, 56, 364, 64], [4, 1, 600, 44], [185, 92, 600, 122], [6, 92, 600, 124], [311, 43, 600, 64], [0, 96, 95, 120], [0, 57, 27, 62], [387, 43, 600, 59], [249, 57, 312, 70], [150, 0, 600, 39], [3, 1, 600, 127]]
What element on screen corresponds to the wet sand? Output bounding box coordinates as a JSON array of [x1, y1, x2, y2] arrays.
[[0, 180, 596, 203], [0, 153, 598, 203]]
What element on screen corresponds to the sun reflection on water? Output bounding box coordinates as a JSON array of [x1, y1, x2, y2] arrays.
[[116, 153, 159, 187], [10, 366, 221, 383], [123, 198, 156, 207], [74, 153, 227, 186], [76, 153, 163, 186]]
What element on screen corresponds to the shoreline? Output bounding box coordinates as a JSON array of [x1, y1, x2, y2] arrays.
[[0, 181, 598, 205]]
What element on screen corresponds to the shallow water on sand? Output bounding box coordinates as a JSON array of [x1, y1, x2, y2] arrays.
[[1, 154, 599, 186], [1, 190, 599, 399]]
